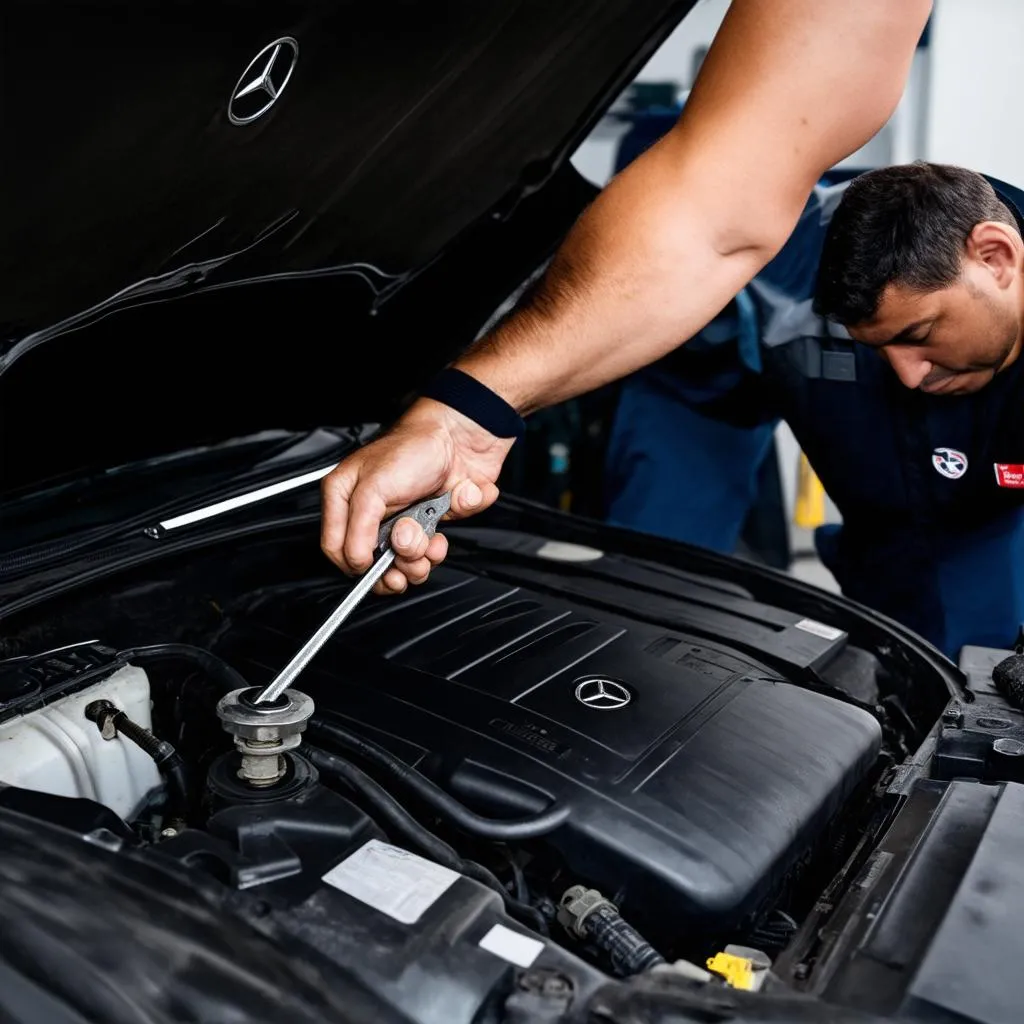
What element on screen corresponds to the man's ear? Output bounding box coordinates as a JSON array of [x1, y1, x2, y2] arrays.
[[965, 221, 1021, 288]]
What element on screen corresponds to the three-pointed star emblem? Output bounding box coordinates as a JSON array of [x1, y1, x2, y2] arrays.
[[228, 38, 299, 125], [574, 678, 632, 710]]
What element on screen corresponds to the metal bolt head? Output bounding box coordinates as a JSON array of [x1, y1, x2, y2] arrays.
[[216, 688, 314, 741], [85, 700, 120, 740], [543, 975, 571, 997], [517, 969, 573, 1000], [217, 688, 313, 788], [993, 737, 1024, 757], [942, 701, 964, 728]]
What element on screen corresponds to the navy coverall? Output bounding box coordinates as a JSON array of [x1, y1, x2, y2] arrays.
[[605, 177, 1024, 659]]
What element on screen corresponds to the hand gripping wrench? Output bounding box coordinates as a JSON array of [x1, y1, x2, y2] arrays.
[[252, 491, 452, 705]]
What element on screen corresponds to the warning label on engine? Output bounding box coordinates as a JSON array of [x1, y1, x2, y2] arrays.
[[322, 839, 459, 924]]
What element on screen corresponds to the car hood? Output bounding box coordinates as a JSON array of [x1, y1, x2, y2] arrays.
[[1, 0, 694, 494]]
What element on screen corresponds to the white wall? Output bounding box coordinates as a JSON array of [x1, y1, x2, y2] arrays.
[[631, 0, 731, 84], [925, 0, 1024, 183], [570, 0, 731, 186], [571, 0, 929, 187]]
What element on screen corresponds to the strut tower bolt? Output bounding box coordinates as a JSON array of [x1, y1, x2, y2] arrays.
[[216, 687, 314, 788]]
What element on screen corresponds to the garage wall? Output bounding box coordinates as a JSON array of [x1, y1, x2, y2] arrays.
[[570, 0, 730, 187], [571, 0, 929, 187], [925, 0, 1024, 183], [630, 0, 730, 83]]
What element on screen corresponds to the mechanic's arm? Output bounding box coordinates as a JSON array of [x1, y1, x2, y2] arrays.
[[323, 0, 931, 591]]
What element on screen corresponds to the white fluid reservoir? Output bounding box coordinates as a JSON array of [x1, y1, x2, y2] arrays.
[[0, 663, 162, 820]]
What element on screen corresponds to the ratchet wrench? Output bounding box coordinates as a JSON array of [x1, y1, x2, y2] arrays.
[[253, 491, 452, 704]]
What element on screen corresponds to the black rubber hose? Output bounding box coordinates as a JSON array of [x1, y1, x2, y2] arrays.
[[163, 760, 189, 823], [115, 643, 250, 694], [309, 717, 569, 841], [306, 746, 548, 935], [500, 847, 530, 905], [84, 700, 189, 826], [581, 904, 665, 976], [308, 746, 460, 865]]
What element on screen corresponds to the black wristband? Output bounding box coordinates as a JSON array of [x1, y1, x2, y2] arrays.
[[420, 367, 526, 439]]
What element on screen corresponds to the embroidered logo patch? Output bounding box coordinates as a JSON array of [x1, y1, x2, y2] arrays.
[[932, 448, 968, 480], [994, 464, 1024, 488]]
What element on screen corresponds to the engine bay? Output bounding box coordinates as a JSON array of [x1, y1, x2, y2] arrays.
[[1, 512, 1022, 1023], [214, 554, 883, 948]]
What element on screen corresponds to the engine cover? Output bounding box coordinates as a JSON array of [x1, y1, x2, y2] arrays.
[[223, 547, 882, 932]]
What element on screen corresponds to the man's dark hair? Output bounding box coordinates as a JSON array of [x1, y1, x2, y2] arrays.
[[814, 162, 1017, 326]]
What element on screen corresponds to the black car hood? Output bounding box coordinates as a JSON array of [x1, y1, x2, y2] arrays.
[[1, 1, 694, 493]]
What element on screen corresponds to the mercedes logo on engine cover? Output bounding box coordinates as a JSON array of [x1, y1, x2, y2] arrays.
[[228, 37, 299, 125], [574, 678, 632, 711]]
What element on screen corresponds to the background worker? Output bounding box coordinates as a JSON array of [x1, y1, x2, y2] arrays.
[[605, 162, 1024, 658]]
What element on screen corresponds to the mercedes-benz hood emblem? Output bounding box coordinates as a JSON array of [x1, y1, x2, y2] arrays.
[[228, 37, 299, 125], [574, 678, 632, 711]]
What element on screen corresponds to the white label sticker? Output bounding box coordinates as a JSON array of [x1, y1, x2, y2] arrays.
[[322, 840, 459, 925], [795, 618, 844, 642], [478, 924, 545, 968]]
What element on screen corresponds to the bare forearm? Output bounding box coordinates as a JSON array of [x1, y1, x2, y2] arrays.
[[456, 138, 774, 415]]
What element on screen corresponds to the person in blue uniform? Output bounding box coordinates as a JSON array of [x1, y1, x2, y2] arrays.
[[606, 162, 1024, 659], [603, 100, 782, 561]]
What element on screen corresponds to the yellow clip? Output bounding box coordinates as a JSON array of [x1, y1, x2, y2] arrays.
[[794, 451, 826, 529], [706, 951, 755, 990]]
